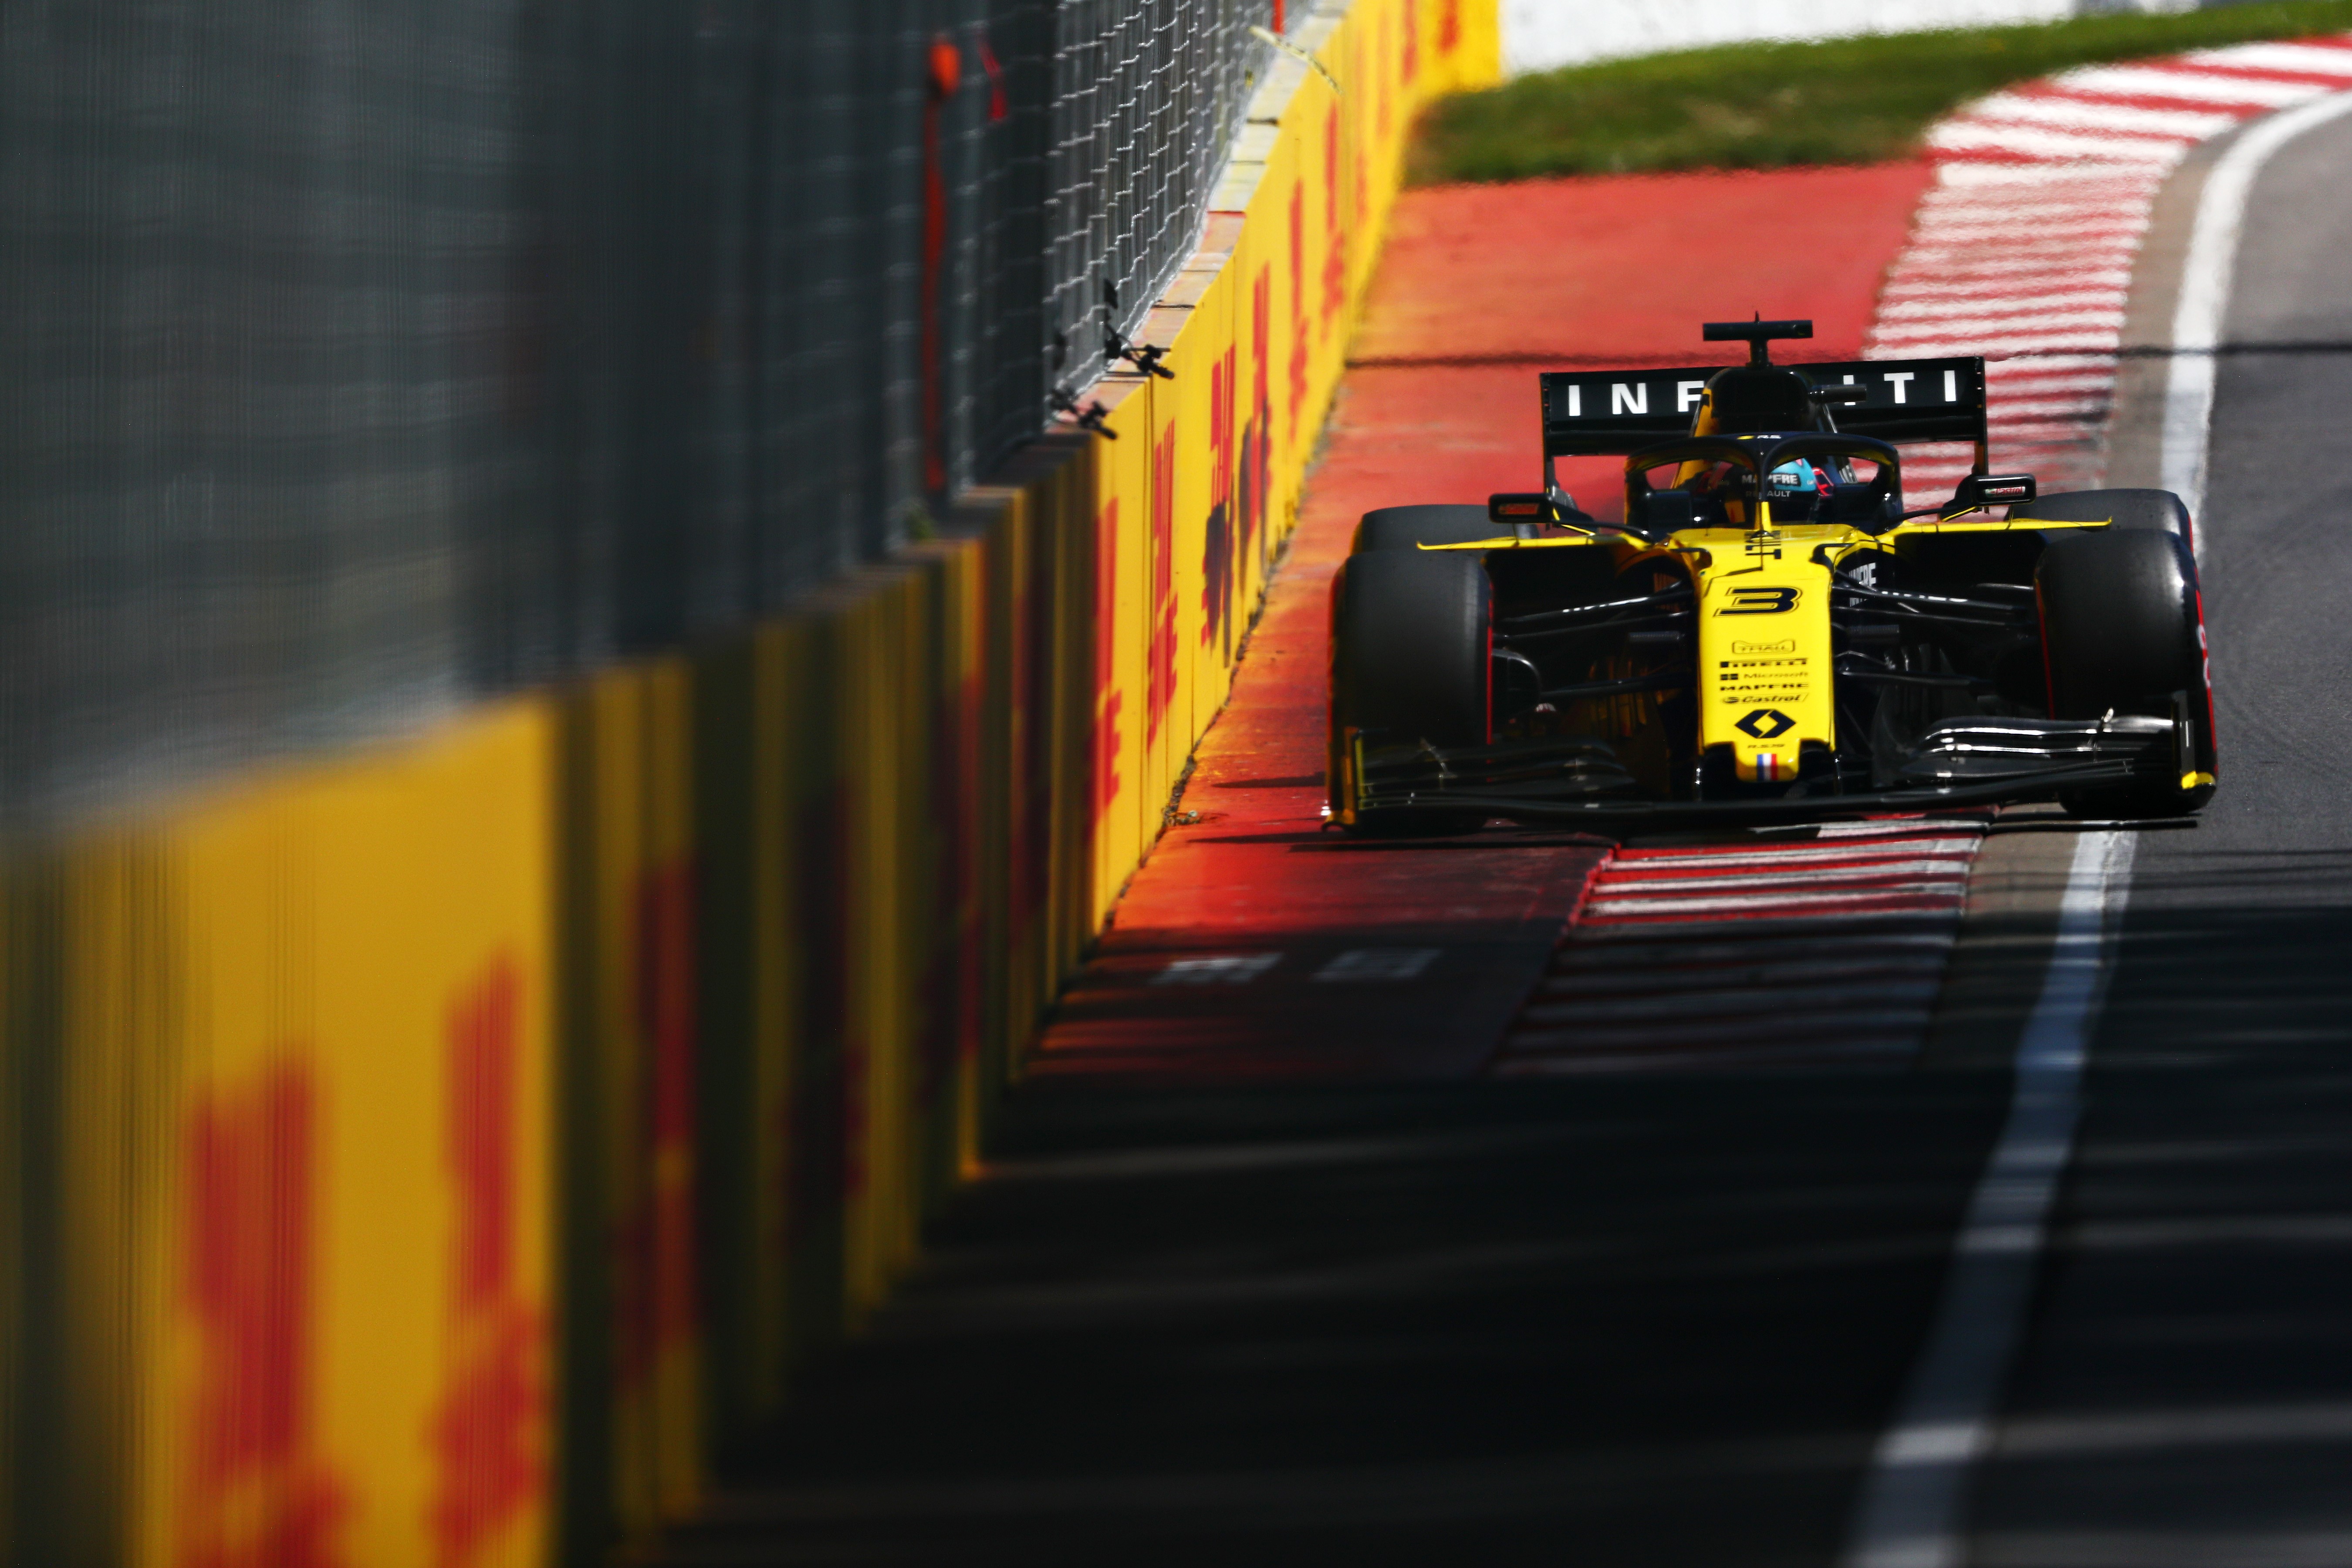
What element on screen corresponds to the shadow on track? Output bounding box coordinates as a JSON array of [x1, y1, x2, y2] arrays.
[[1977, 857, 2352, 1565], [649, 1059, 2035, 1567]]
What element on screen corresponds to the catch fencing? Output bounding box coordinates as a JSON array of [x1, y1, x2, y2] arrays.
[[0, 0, 1272, 826]]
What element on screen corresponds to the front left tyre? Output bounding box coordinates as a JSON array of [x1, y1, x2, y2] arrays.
[[1329, 549, 1492, 834]]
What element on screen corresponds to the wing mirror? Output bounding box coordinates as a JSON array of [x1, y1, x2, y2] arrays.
[[1489, 489, 1609, 534], [1950, 472, 2037, 510]]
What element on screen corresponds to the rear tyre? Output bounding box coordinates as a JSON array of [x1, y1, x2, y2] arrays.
[[2037, 528, 2212, 818], [2014, 487, 2193, 551], [1351, 504, 1504, 554], [1330, 550, 1491, 835]]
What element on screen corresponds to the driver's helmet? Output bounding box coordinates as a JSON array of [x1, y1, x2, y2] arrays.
[[1768, 456, 1835, 517], [1765, 457, 1834, 501]]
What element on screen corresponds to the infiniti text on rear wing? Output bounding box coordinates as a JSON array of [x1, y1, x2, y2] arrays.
[[1539, 357, 1989, 456]]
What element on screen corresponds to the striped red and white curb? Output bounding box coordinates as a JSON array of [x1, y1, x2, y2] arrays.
[[1866, 34, 2352, 502], [1494, 819, 1987, 1074]]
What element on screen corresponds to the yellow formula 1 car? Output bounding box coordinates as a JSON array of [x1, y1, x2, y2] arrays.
[[1328, 319, 2217, 831]]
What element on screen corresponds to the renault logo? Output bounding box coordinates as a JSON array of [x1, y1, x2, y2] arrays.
[[1736, 708, 1795, 740]]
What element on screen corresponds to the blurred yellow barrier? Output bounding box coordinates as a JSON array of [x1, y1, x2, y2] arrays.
[[0, 0, 1495, 1561], [7, 703, 559, 1568]]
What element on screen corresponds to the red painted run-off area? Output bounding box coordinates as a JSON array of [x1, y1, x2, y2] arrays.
[[1034, 161, 1936, 1081]]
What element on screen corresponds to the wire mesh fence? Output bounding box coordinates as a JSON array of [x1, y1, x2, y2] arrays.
[[0, 0, 1275, 825], [1046, 0, 1272, 396]]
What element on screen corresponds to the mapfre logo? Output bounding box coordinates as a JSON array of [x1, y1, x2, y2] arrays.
[[1715, 585, 1801, 616]]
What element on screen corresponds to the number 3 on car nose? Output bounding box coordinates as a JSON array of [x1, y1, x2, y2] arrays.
[[1717, 585, 1800, 615]]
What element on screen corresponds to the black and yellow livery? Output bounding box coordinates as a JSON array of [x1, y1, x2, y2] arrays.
[[1328, 319, 2218, 830]]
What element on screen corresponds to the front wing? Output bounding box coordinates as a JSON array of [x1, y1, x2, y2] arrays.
[[1336, 713, 2197, 828]]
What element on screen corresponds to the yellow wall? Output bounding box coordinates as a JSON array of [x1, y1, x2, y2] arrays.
[[27, 705, 558, 1568], [0, 1, 1497, 1562]]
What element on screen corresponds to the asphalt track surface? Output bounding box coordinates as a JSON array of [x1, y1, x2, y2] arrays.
[[647, 129, 2352, 1568], [1965, 107, 2352, 1567]]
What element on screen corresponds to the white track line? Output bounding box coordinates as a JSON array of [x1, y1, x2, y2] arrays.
[[2048, 63, 2324, 107], [1960, 95, 2243, 139], [2160, 86, 2352, 541], [1839, 829, 2136, 1568], [1595, 860, 1974, 893], [1813, 820, 1987, 837], [1584, 890, 1965, 918], [1614, 838, 1980, 869]]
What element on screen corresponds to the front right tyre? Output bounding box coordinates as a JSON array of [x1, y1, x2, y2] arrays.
[[2036, 527, 2215, 818], [1350, 504, 1507, 554], [2014, 487, 2194, 550]]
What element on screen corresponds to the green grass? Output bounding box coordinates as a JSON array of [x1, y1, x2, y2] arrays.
[[1410, 0, 2352, 184]]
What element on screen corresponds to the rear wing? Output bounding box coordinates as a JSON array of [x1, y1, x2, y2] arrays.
[[1539, 356, 1989, 458]]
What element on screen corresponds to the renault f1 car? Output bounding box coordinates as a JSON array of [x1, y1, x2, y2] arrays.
[[1328, 319, 2217, 830]]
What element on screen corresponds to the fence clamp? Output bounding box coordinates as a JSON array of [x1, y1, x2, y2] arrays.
[[1105, 322, 1176, 381], [1050, 385, 1117, 440]]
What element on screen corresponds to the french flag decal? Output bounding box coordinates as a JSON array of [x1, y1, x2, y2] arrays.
[[1755, 752, 1783, 782]]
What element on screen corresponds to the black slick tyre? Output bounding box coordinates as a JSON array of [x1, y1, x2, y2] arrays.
[[1351, 504, 1504, 554], [1330, 550, 1491, 834], [2036, 527, 2213, 818]]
